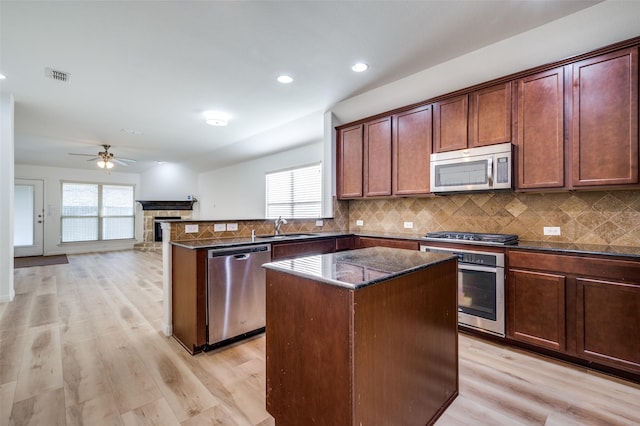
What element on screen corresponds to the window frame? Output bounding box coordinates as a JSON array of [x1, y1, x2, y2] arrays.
[[60, 181, 136, 243], [265, 162, 323, 219]]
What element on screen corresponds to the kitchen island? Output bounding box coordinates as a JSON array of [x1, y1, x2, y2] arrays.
[[263, 247, 458, 426]]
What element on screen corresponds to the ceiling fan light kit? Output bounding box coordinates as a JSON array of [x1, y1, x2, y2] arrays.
[[68, 144, 137, 171]]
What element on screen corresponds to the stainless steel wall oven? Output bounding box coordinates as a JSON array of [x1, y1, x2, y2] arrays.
[[420, 245, 505, 337]]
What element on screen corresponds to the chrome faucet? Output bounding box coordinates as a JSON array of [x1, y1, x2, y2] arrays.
[[274, 216, 288, 235]]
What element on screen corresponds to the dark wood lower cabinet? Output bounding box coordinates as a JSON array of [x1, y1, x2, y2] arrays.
[[508, 249, 640, 377], [576, 277, 640, 373], [265, 258, 458, 425], [270, 238, 336, 260], [356, 236, 419, 250], [171, 245, 207, 354], [508, 269, 566, 351]]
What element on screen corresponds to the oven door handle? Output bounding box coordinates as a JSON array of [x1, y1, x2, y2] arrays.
[[458, 263, 498, 273]]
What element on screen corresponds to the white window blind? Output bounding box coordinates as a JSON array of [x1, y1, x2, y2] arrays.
[[61, 182, 134, 242], [266, 163, 322, 219]]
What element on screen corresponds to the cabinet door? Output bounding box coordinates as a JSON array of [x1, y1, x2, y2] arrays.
[[393, 105, 432, 195], [469, 83, 512, 148], [576, 277, 640, 373], [337, 124, 364, 199], [508, 269, 566, 352], [516, 68, 565, 189], [433, 95, 468, 153], [571, 47, 639, 187], [363, 116, 392, 197]]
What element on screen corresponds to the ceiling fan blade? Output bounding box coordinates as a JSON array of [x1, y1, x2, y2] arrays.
[[117, 157, 136, 163], [69, 153, 96, 157], [86, 157, 100, 162], [112, 158, 129, 166]]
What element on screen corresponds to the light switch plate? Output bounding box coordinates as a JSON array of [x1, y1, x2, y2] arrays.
[[214, 223, 226, 232], [403, 221, 413, 229], [185, 224, 199, 233], [356, 220, 364, 226], [226, 223, 238, 231], [544, 226, 561, 236], [315, 220, 324, 227]]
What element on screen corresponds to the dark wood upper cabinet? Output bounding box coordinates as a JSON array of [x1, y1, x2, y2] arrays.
[[469, 82, 512, 148], [516, 67, 565, 189], [433, 95, 468, 153], [571, 47, 639, 187], [363, 116, 392, 197], [392, 105, 432, 195], [337, 124, 364, 199]]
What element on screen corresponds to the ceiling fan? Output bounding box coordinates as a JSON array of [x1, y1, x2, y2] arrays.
[[69, 144, 136, 169]]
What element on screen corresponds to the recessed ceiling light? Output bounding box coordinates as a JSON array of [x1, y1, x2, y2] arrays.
[[0, 74, 6, 80], [277, 75, 294, 84], [121, 128, 144, 135], [203, 110, 229, 126], [351, 63, 369, 72]]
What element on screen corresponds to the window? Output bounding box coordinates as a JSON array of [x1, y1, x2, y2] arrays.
[[61, 182, 135, 242], [266, 163, 322, 219]]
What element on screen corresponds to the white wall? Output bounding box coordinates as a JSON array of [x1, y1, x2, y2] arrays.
[[198, 142, 323, 219], [14, 164, 142, 255], [139, 162, 198, 201], [331, 1, 640, 125], [0, 93, 15, 302]]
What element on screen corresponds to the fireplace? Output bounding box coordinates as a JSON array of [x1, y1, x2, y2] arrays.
[[154, 217, 181, 242]]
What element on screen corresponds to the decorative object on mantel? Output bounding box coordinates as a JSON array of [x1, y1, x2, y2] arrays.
[[136, 199, 197, 211]]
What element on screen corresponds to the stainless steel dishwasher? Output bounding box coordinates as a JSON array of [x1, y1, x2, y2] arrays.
[[207, 244, 271, 347]]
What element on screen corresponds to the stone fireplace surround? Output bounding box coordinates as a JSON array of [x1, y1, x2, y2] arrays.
[[134, 200, 195, 251]]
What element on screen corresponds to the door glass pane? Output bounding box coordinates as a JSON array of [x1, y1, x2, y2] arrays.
[[14, 184, 34, 246]]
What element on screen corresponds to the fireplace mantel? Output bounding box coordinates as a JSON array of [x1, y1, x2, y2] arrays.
[[136, 200, 196, 211]]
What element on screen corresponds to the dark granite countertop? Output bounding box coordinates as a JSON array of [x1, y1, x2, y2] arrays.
[[262, 247, 456, 290], [169, 231, 640, 260], [512, 240, 640, 259], [170, 232, 347, 249]]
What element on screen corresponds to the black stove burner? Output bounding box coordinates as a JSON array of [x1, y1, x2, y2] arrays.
[[425, 231, 518, 245]]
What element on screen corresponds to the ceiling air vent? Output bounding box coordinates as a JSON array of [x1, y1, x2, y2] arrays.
[[45, 67, 70, 83]]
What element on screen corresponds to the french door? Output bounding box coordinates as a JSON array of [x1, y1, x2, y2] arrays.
[[14, 179, 44, 257]]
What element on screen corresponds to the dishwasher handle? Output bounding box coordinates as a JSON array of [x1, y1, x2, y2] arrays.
[[234, 254, 250, 260], [208, 244, 271, 258]]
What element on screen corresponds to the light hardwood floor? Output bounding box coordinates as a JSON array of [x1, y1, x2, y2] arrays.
[[2, 250, 639, 425]]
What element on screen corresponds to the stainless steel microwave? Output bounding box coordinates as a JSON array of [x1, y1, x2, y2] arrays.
[[430, 143, 512, 193]]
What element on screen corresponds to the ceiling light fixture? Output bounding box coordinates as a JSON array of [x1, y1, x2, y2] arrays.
[[277, 75, 293, 84], [97, 159, 114, 169], [351, 63, 369, 72], [0, 74, 6, 80], [203, 111, 229, 126]]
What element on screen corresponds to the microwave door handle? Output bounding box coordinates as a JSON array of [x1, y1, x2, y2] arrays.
[[487, 157, 493, 187]]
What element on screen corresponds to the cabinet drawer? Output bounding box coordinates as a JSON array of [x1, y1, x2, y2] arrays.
[[508, 250, 640, 282]]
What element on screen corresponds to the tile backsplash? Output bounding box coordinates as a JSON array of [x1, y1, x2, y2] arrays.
[[348, 190, 640, 247]]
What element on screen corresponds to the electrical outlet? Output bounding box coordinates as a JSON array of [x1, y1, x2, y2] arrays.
[[315, 219, 324, 227], [544, 226, 561, 236], [356, 220, 364, 226], [214, 223, 226, 232], [403, 221, 413, 229], [185, 224, 199, 233], [226, 223, 238, 231]]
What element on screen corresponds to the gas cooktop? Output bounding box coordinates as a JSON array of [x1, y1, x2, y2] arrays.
[[423, 231, 519, 246]]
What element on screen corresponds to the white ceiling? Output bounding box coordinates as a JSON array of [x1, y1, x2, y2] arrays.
[[1, 0, 601, 173]]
